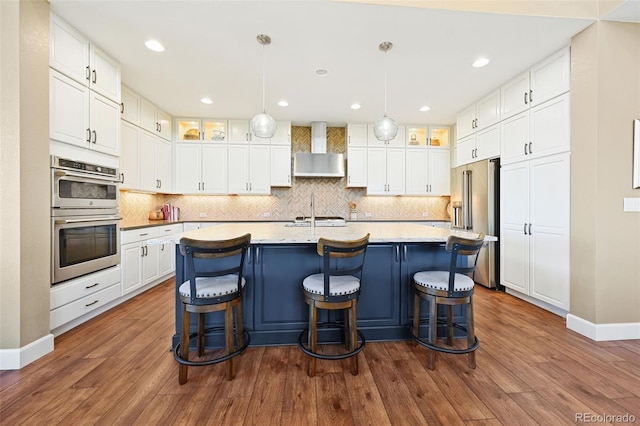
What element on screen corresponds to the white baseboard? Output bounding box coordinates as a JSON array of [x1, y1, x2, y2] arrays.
[[566, 314, 640, 341], [0, 334, 54, 370], [504, 288, 569, 317]]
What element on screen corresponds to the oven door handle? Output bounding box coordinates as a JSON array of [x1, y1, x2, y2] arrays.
[[54, 169, 121, 183], [55, 216, 122, 224]]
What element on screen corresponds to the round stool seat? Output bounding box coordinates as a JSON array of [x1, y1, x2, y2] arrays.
[[413, 271, 474, 293], [302, 273, 360, 297], [179, 275, 246, 299]]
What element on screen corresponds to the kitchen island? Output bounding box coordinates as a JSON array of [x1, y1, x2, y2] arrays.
[[157, 222, 496, 347]]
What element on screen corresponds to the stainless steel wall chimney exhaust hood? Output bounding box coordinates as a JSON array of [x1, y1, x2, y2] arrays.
[[293, 122, 345, 178]]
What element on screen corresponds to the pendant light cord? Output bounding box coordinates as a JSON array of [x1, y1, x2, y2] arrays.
[[261, 43, 266, 114], [383, 49, 388, 117]]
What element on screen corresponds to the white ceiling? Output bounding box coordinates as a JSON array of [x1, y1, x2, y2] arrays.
[[49, 0, 599, 127]]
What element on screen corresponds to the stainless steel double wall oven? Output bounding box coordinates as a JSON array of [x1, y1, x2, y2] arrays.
[[51, 156, 121, 284]]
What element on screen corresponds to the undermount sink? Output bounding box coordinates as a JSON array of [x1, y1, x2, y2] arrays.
[[285, 216, 347, 227]]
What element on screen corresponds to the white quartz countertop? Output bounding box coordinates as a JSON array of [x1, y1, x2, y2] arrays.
[[148, 222, 497, 245]]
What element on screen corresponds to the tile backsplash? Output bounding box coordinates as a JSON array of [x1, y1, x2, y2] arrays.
[[119, 126, 451, 222]]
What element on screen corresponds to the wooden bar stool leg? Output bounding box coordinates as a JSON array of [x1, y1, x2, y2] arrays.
[[412, 292, 421, 345], [308, 301, 317, 377], [467, 297, 476, 369], [447, 305, 454, 346], [427, 295, 437, 370], [235, 299, 245, 349], [225, 302, 235, 380], [197, 312, 205, 357], [179, 304, 190, 385], [349, 302, 358, 376]]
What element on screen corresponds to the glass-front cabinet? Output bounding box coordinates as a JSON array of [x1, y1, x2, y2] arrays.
[[175, 118, 227, 142], [405, 125, 450, 148]]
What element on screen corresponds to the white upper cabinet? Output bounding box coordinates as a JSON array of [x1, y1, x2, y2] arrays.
[[120, 85, 141, 125], [175, 118, 227, 142], [405, 148, 450, 196], [120, 121, 140, 190], [346, 123, 367, 147], [501, 47, 570, 120], [346, 146, 367, 188], [50, 70, 120, 157], [175, 143, 227, 194], [456, 124, 500, 166], [456, 89, 501, 139], [367, 124, 406, 148], [405, 125, 450, 148], [501, 92, 570, 165], [50, 14, 120, 103], [228, 120, 270, 144], [140, 98, 171, 140], [271, 121, 292, 145], [270, 144, 292, 187], [227, 145, 270, 194], [367, 147, 405, 195]]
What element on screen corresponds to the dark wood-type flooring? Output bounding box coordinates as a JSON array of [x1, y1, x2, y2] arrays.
[[1, 278, 639, 425]]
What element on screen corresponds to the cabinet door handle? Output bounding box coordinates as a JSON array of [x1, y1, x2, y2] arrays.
[[249, 182, 252, 191], [403, 244, 408, 262], [395, 245, 399, 262], [524, 91, 528, 105], [523, 223, 527, 235], [529, 90, 533, 103], [202, 182, 205, 191], [524, 143, 528, 155], [85, 65, 90, 81], [86, 128, 91, 143], [85, 300, 99, 307], [92, 130, 97, 144], [120, 173, 124, 184], [141, 246, 145, 257], [158, 179, 161, 189], [120, 102, 124, 114], [85, 283, 99, 289], [92, 69, 97, 84], [255, 246, 260, 265], [161, 244, 165, 251], [158, 122, 162, 133], [287, 175, 290, 183], [528, 223, 532, 235], [529, 142, 532, 154], [198, 182, 201, 190]]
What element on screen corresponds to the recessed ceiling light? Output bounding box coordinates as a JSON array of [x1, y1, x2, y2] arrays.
[[277, 100, 289, 107], [315, 69, 329, 77], [472, 58, 490, 68], [350, 103, 361, 110], [201, 97, 213, 104], [145, 40, 165, 52], [419, 106, 431, 112]]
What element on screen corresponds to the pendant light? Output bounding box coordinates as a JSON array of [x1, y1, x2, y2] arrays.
[[373, 41, 398, 142], [250, 34, 277, 139]]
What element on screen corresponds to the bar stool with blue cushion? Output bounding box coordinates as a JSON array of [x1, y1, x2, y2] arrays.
[[411, 233, 484, 370], [298, 234, 370, 377], [174, 233, 251, 384]]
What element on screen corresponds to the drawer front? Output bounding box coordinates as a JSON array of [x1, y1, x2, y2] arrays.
[[50, 265, 121, 309], [50, 283, 121, 329], [121, 224, 182, 245]]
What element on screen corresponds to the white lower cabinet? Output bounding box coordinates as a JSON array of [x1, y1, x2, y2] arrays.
[[50, 265, 122, 330], [500, 152, 570, 310], [405, 148, 450, 195], [121, 224, 181, 295], [227, 144, 270, 194]]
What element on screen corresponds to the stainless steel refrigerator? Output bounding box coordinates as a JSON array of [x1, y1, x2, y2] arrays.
[[450, 158, 500, 288]]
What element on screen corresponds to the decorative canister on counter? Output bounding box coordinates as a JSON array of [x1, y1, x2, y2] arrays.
[[349, 202, 357, 221]]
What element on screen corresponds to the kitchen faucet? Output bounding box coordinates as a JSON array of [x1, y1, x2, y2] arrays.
[[310, 193, 315, 228]]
